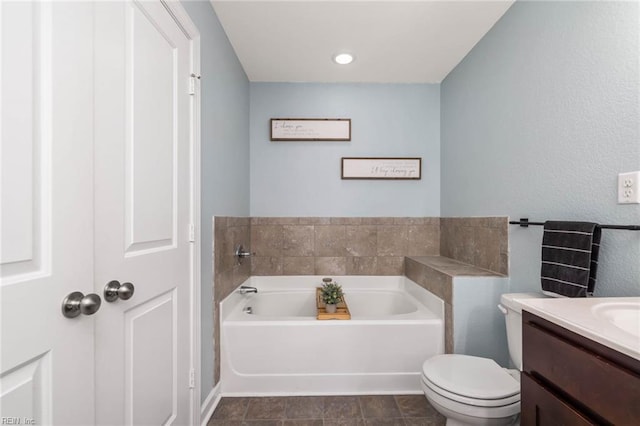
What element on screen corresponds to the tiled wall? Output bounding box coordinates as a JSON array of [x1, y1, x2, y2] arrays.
[[250, 217, 441, 276], [405, 257, 454, 353], [440, 217, 508, 275], [214, 217, 251, 301]]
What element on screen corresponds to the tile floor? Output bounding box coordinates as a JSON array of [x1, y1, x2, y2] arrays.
[[207, 395, 446, 426]]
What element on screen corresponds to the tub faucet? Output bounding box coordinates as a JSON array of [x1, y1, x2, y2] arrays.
[[239, 285, 258, 294]]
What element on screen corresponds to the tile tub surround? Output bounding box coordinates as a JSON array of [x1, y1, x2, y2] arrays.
[[440, 217, 509, 275], [213, 216, 251, 385], [214, 217, 252, 304], [405, 256, 504, 355], [250, 217, 440, 276]]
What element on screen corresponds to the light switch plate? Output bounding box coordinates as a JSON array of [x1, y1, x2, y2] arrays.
[[618, 171, 640, 204]]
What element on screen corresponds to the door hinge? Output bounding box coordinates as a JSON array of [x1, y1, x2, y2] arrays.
[[189, 73, 200, 95], [189, 368, 195, 389], [188, 224, 195, 243]]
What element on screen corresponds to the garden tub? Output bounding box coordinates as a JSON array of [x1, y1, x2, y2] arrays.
[[220, 276, 444, 395]]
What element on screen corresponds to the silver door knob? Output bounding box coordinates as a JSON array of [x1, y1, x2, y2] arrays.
[[104, 280, 135, 302], [61, 292, 102, 318]]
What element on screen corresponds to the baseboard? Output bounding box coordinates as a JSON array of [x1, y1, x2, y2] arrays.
[[200, 383, 222, 426]]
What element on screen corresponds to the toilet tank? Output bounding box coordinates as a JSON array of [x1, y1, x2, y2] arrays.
[[499, 293, 545, 370]]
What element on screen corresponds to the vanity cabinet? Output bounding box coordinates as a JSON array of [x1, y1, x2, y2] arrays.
[[521, 311, 640, 425]]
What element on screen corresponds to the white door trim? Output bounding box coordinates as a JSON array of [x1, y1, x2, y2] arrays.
[[159, 2, 201, 424], [200, 384, 222, 426]]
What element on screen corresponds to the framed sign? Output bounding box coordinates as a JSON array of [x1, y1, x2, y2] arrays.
[[341, 157, 422, 180], [270, 118, 351, 141]]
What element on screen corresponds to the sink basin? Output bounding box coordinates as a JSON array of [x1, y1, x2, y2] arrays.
[[591, 301, 640, 336]]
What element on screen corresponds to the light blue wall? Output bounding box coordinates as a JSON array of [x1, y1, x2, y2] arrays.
[[182, 0, 250, 402], [453, 277, 509, 366], [250, 83, 440, 216], [441, 1, 640, 297]]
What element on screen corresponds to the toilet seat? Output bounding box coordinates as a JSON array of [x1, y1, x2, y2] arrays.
[[421, 375, 520, 408], [422, 379, 520, 420], [421, 354, 520, 408]]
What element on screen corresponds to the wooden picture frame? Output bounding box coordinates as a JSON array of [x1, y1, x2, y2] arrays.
[[341, 157, 422, 180], [270, 118, 351, 141]]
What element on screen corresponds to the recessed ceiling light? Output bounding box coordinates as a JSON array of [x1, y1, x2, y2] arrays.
[[333, 53, 354, 65]]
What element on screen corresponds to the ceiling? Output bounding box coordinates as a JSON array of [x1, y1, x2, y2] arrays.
[[210, 0, 514, 83]]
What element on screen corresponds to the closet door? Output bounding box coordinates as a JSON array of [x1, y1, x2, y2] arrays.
[[1, 2, 95, 424], [93, 1, 193, 424]]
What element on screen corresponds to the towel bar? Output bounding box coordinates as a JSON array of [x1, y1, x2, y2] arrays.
[[509, 218, 640, 231]]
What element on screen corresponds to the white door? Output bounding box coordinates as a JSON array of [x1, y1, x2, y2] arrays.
[[93, 1, 193, 425], [2, 1, 197, 425], [1, 2, 95, 425]]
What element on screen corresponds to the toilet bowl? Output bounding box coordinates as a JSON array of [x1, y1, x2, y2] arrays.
[[421, 293, 546, 426]]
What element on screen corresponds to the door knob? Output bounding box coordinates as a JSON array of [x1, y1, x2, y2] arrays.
[[104, 280, 135, 302], [61, 292, 102, 318]]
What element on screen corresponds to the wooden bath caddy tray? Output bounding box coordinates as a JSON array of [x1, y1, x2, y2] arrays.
[[316, 288, 351, 320]]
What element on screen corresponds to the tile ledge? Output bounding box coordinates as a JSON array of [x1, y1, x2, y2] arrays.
[[406, 255, 506, 278]]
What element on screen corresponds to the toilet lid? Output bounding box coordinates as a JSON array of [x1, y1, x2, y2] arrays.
[[422, 355, 520, 400]]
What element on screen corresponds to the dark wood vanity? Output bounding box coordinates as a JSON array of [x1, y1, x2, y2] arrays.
[[521, 311, 640, 425]]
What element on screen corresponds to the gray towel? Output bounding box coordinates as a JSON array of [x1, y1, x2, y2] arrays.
[[541, 221, 601, 297]]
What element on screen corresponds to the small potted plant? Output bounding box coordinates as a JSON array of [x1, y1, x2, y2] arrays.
[[320, 281, 344, 314]]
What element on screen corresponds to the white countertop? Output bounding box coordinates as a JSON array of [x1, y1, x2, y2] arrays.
[[520, 297, 640, 361]]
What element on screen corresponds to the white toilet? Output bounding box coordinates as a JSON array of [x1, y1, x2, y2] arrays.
[[421, 293, 544, 426]]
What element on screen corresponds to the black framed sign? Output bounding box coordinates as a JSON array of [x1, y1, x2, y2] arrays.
[[270, 118, 351, 141], [341, 157, 422, 180]]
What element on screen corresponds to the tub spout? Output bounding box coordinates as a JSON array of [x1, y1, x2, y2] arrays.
[[239, 285, 258, 294]]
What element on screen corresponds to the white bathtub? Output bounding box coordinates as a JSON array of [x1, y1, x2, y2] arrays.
[[220, 276, 444, 396]]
